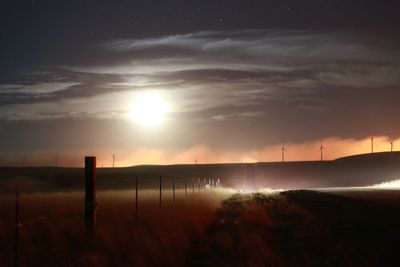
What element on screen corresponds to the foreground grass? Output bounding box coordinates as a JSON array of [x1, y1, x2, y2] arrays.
[[1, 189, 399, 266], [0, 189, 232, 267], [188, 191, 400, 267]]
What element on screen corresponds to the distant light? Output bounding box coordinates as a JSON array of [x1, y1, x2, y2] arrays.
[[370, 179, 400, 189], [314, 179, 400, 191], [237, 187, 282, 194]]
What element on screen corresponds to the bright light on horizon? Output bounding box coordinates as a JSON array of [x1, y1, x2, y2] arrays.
[[130, 92, 169, 127], [370, 179, 400, 189]]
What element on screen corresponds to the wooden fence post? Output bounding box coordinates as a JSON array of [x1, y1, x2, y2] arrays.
[[135, 178, 138, 224], [84, 156, 96, 234], [14, 186, 20, 267]]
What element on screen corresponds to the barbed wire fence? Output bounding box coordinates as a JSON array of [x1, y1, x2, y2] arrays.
[[0, 157, 223, 267], [0, 186, 82, 267]]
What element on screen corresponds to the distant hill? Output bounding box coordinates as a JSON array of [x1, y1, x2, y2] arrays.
[[334, 151, 400, 162], [1, 152, 400, 192]]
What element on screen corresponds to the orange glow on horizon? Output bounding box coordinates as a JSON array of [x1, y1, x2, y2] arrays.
[[1, 136, 398, 167]]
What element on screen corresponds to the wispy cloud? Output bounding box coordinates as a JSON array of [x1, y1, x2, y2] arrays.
[[0, 29, 399, 150]]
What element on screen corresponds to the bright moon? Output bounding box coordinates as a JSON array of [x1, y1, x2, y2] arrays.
[[130, 92, 168, 126]]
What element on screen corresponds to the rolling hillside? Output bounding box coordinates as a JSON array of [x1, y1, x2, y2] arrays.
[[1, 152, 400, 192]]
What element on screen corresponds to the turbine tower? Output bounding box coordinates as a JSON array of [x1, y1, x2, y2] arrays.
[[112, 155, 116, 168], [281, 144, 286, 163], [320, 140, 324, 161], [390, 141, 394, 152], [371, 136, 374, 154]]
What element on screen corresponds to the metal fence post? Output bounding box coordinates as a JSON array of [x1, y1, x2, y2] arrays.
[[198, 178, 201, 192], [14, 186, 20, 267], [185, 177, 188, 199], [159, 175, 162, 208], [172, 177, 176, 201], [135, 178, 138, 224]]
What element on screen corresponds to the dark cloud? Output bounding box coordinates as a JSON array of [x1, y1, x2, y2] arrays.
[[1, 30, 400, 125], [0, 2, 400, 161]]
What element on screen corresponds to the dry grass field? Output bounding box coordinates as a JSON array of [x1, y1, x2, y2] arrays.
[[0, 189, 232, 267], [1, 187, 399, 266]]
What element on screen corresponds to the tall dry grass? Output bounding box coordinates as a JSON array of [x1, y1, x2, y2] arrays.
[[0, 188, 233, 267]]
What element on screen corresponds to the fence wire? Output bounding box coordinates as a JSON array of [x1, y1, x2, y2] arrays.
[[0, 207, 80, 235]]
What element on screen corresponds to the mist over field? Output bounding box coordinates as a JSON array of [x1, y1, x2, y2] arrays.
[[1, 152, 400, 193]]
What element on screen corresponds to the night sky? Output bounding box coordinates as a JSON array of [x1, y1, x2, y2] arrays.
[[1, 0, 400, 166]]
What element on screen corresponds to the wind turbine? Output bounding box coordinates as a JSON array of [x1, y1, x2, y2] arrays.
[[281, 144, 287, 163], [390, 141, 394, 152], [320, 140, 324, 161], [112, 155, 116, 168], [371, 136, 374, 154]]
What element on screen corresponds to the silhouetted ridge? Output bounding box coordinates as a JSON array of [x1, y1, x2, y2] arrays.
[[335, 152, 400, 162]]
